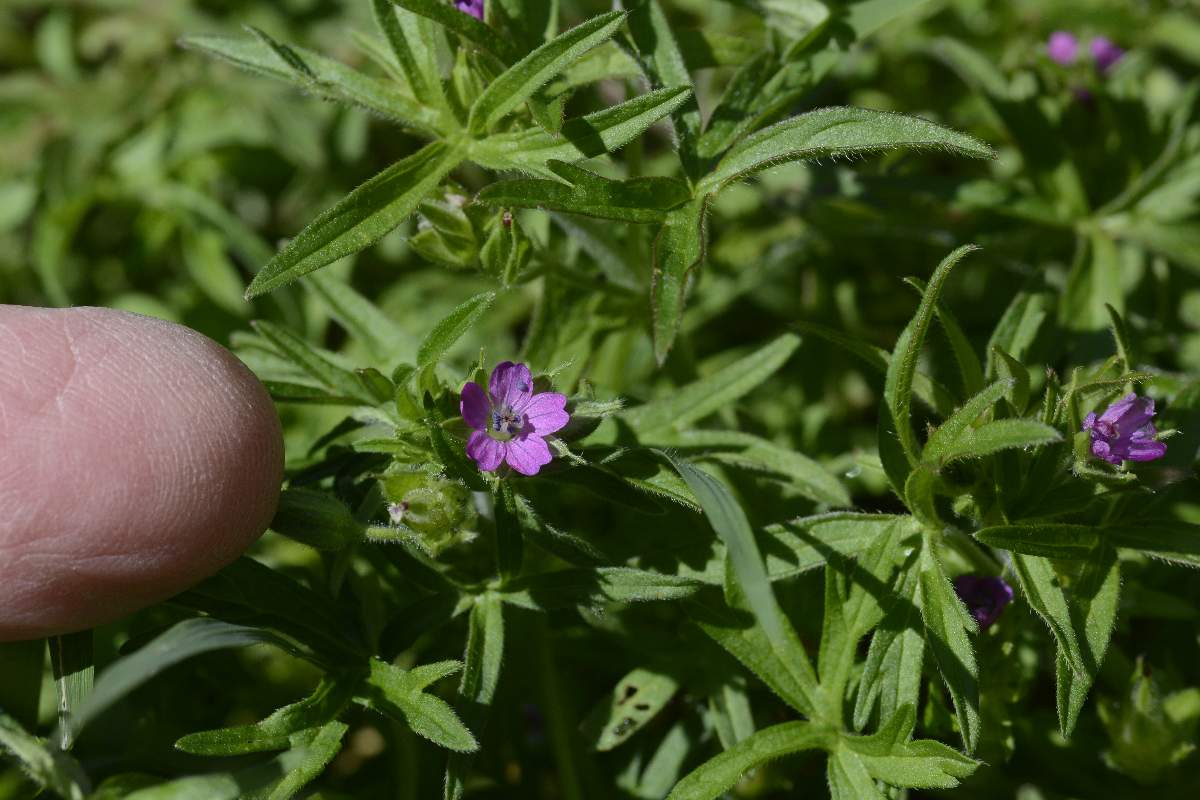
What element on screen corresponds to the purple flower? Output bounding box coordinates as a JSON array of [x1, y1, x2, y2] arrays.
[[1090, 36, 1124, 73], [953, 575, 1014, 630], [455, 0, 484, 20], [1083, 393, 1167, 465], [461, 361, 569, 476], [1047, 31, 1080, 65]]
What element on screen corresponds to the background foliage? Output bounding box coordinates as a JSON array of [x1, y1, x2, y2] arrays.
[[3, 0, 1200, 798]]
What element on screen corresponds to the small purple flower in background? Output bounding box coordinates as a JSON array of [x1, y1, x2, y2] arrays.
[[954, 575, 1014, 630], [461, 361, 569, 476], [1090, 36, 1124, 73], [1083, 393, 1167, 465], [455, 0, 484, 21], [1047, 31, 1080, 65]]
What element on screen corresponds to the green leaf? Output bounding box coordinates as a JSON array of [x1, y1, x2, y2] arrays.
[[991, 346, 1030, 413], [918, 536, 980, 753], [581, 667, 679, 751], [842, 705, 978, 788], [303, 270, 414, 364], [251, 320, 374, 404], [468, 12, 625, 133], [883, 245, 980, 473], [828, 744, 887, 800], [817, 518, 908, 712], [623, 0, 702, 180], [666, 721, 829, 800], [0, 711, 88, 800], [470, 87, 693, 173], [1105, 520, 1200, 567], [649, 429, 849, 507], [68, 618, 308, 741], [853, 562, 924, 731], [756, 513, 917, 584], [246, 141, 461, 297], [49, 631, 93, 750], [699, 108, 993, 195], [360, 658, 477, 752], [1014, 549, 1120, 736], [922, 380, 1011, 464], [650, 198, 708, 363], [371, 0, 446, 111], [270, 488, 364, 550], [476, 163, 691, 223], [622, 333, 799, 434], [128, 721, 347, 800], [416, 290, 496, 368], [928, 418, 1061, 464], [500, 568, 704, 610], [666, 455, 818, 714], [906, 276, 984, 399], [388, 0, 517, 62], [176, 677, 355, 756], [180, 33, 439, 135], [445, 595, 505, 800], [975, 523, 1099, 560]]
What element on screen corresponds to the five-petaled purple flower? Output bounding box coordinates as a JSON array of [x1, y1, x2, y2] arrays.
[[1090, 36, 1124, 72], [455, 0, 484, 21], [1083, 393, 1167, 465], [953, 575, 1014, 630], [1047, 31, 1080, 65], [461, 361, 569, 476]]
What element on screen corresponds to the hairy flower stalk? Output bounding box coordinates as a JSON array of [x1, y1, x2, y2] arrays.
[[1082, 393, 1167, 465], [461, 361, 569, 475], [953, 575, 1014, 630]]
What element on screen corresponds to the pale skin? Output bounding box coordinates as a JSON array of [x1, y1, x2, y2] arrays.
[[0, 306, 284, 641]]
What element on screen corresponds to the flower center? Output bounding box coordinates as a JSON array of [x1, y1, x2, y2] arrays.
[[1095, 420, 1116, 439], [489, 406, 524, 441]]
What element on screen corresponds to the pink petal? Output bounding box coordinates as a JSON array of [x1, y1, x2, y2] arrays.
[[504, 434, 552, 476], [489, 361, 533, 410], [1124, 439, 1167, 462], [1091, 439, 1117, 464], [466, 430, 505, 472], [523, 392, 569, 435], [1098, 393, 1138, 425], [460, 381, 490, 430]]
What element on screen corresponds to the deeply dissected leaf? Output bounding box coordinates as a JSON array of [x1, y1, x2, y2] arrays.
[[500, 568, 704, 610], [469, 86, 693, 174], [918, 536, 980, 753], [359, 658, 477, 752], [417, 290, 497, 368], [477, 162, 691, 222], [842, 705, 977, 788], [180, 33, 441, 134], [246, 141, 462, 297], [651, 197, 708, 363], [699, 108, 994, 195], [666, 721, 829, 800], [1013, 549, 1121, 736], [623, 0, 702, 180], [468, 12, 625, 133], [668, 456, 819, 714], [176, 677, 356, 756], [883, 245, 980, 478]]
